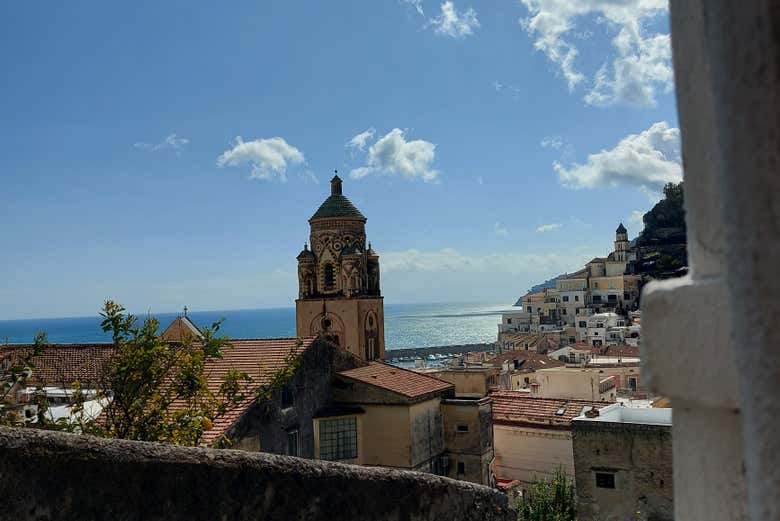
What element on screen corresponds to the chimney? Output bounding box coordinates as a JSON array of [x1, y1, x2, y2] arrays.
[[331, 174, 343, 195]]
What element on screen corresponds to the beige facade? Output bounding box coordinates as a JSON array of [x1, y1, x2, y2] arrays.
[[295, 175, 385, 361], [440, 397, 495, 485], [493, 424, 575, 483], [530, 367, 616, 402], [429, 368, 499, 398]]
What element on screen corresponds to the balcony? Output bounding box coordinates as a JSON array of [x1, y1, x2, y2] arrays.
[[599, 376, 616, 395]]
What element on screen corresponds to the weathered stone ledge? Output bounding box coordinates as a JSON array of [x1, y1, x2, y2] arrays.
[[0, 426, 515, 521]]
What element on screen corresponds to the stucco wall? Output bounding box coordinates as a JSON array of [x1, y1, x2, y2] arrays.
[[572, 420, 673, 521], [493, 424, 574, 482], [359, 403, 412, 467], [409, 398, 445, 469], [0, 426, 515, 521]]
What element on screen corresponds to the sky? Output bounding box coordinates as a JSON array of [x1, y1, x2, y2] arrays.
[[0, 0, 681, 320]]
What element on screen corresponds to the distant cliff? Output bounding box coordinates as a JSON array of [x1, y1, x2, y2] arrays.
[[513, 276, 560, 306], [513, 182, 688, 304], [634, 182, 688, 278]]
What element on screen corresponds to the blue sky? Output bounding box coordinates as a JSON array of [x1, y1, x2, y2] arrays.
[[0, 0, 681, 319]]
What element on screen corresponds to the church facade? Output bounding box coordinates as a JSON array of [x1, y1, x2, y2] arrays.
[[295, 175, 385, 361]]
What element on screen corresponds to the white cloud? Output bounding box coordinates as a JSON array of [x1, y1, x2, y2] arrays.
[[536, 223, 562, 233], [541, 135, 564, 149], [554, 121, 681, 192], [216, 136, 305, 182], [133, 133, 189, 152], [404, 0, 425, 16], [382, 248, 598, 276], [494, 222, 509, 236], [346, 128, 376, 152], [518, 0, 672, 106], [629, 210, 645, 226], [349, 128, 440, 183], [430, 1, 479, 38], [492, 80, 503, 92]]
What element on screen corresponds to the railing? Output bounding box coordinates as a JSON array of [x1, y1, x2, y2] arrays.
[[599, 376, 616, 394]]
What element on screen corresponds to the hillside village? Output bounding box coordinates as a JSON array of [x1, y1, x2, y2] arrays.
[[1, 177, 678, 521]]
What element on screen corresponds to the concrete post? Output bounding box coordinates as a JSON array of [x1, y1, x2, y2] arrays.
[[643, 1, 780, 520]]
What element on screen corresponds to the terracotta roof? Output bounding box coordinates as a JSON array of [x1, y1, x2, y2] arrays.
[[160, 316, 203, 342], [197, 337, 317, 445], [310, 185, 366, 221], [487, 350, 565, 372], [522, 290, 546, 299], [337, 362, 454, 398], [499, 332, 559, 354], [490, 391, 608, 428], [590, 344, 640, 357], [0, 343, 114, 386], [3, 337, 318, 446]]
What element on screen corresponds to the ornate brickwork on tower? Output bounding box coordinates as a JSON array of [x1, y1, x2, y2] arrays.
[[295, 174, 385, 361]]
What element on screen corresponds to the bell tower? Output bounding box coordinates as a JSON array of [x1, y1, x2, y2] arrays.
[[295, 174, 385, 361], [614, 222, 630, 262]]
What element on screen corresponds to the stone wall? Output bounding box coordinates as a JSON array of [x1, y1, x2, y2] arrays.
[[227, 339, 360, 456], [0, 426, 515, 521], [572, 420, 673, 521]]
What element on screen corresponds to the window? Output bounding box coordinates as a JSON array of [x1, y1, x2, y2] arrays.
[[319, 417, 358, 461], [575, 295, 579, 302], [281, 384, 294, 409], [593, 295, 602, 303], [456, 424, 469, 433], [507, 318, 512, 324], [562, 308, 567, 315], [594, 282, 599, 289], [579, 321, 587, 328], [595, 472, 616, 489], [608, 294, 617, 302], [287, 430, 299, 457], [628, 377, 638, 392], [624, 292, 631, 300], [457, 462, 465, 475], [323, 263, 335, 290], [608, 281, 615, 289], [562, 295, 569, 302], [569, 337, 576, 343]]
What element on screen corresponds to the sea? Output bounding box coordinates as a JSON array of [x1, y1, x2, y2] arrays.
[[0, 302, 518, 351]]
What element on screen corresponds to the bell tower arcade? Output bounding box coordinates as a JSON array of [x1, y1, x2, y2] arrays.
[[295, 174, 385, 361]]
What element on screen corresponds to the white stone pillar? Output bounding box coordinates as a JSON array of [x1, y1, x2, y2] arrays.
[[643, 1, 780, 520]]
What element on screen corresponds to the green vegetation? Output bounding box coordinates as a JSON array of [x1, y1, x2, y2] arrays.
[[515, 468, 577, 521], [635, 182, 687, 276], [1, 301, 302, 447]]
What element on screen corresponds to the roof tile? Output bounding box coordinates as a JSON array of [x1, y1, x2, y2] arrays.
[[337, 362, 453, 398]]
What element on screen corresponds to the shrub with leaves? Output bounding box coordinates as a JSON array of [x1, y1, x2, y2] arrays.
[[94, 300, 255, 446], [515, 468, 577, 521]]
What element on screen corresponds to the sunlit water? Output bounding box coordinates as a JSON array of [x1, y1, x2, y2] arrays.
[[0, 302, 517, 351]]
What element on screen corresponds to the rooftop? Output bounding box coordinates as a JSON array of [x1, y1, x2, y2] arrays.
[[0, 343, 114, 386], [487, 350, 565, 372], [574, 403, 672, 426], [337, 362, 454, 398], [490, 391, 608, 428], [310, 175, 366, 221], [196, 337, 317, 445]]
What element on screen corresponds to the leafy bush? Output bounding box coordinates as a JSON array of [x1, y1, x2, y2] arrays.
[[515, 468, 577, 521]]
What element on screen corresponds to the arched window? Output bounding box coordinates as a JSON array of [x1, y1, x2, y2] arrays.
[[324, 263, 335, 290]]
